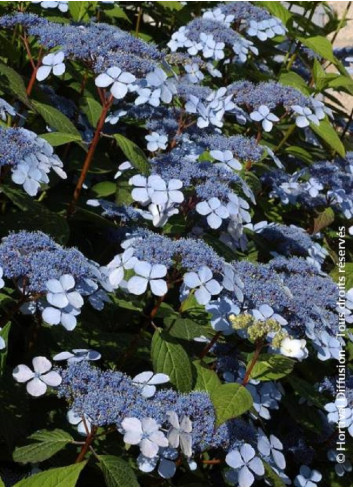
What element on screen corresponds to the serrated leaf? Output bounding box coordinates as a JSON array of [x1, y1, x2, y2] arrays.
[[247, 354, 295, 381], [32, 101, 81, 138], [0, 62, 30, 105], [210, 383, 253, 426], [193, 360, 221, 392], [14, 462, 86, 487], [151, 329, 193, 392], [81, 97, 102, 127], [99, 455, 139, 487], [13, 429, 73, 464], [40, 132, 82, 146], [114, 134, 149, 175], [310, 118, 345, 157], [312, 207, 334, 234]]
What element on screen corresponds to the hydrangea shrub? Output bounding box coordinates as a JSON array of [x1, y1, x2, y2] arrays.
[[0, 1, 352, 487]]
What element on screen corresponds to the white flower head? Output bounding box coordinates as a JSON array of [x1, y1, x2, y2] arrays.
[[250, 105, 279, 132], [95, 66, 136, 99], [132, 371, 170, 398], [167, 411, 192, 457], [127, 261, 168, 296], [122, 417, 168, 458], [12, 356, 61, 397], [36, 51, 66, 82], [280, 337, 308, 360]]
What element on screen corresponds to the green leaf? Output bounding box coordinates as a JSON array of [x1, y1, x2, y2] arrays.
[[261, 1, 292, 25], [263, 461, 286, 487], [103, 5, 131, 22], [40, 132, 82, 146], [81, 97, 102, 127], [247, 354, 295, 381], [164, 316, 212, 342], [0, 62, 30, 105], [298, 36, 336, 64], [193, 360, 221, 392], [310, 118, 345, 157], [92, 181, 116, 197], [0, 476, 4, 487], [13, 429, 74, 464], [151, 329, 193, 392], [210, 383, 253, 426], [328, 74, 353, 95], [114, 134, 149, 175], [312, 207, 335, 234], [279, 71, 311, 95], [99, 455, 139, 487], [32, 101, 81, 138], [330, 263, 353, 291], [284, 146, 313, 164], [157, 1, 183, 10], [288, 375, 327, 408], [69, 1, 92, 21], [14, 462, 86, 487], [0, 322, 11, 374]]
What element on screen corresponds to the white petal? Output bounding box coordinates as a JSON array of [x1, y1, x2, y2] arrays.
[[53, 63, 65, 76], [133, 371, 154, 383], [53, 351, 74, 361], [111, 81, 128, 99], [40, 371, 62, 387], [60, 274, 75, 290], [36, 65, 52, 82], [150, 373, 169, 384], [61, 312, 77, 331], [12, 364, 35, 383], [46, 279, 64, 293], [32, 356, 52, 374], [47, 292, 69, 308], [141, 385, 156, 398], [122, 417, 142, 435], [95, 73, 113, 87], [198, 266, 213, 283], [67, 291, 84, 309], [26, 377, 47, 397], [150, 279, 168, 296], [150, 264, 167, 279], [127, 276, 148, 295], [42, 306, 61, 325], [140, 439, 158, 458]]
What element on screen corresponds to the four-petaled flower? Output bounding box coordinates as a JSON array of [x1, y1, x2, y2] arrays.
[[95, 66, 136, 99], [122, 417, 168, 458], [291, 105, 320, 128], [210, 149, 242, 171], [167, 411, 193, 457], [294, 465, 322, 487], [226, 443, 265, 487], [257, 430, 286, 470], [132, 371, 170, 398], [12, 356, 61, 397], [45, 274, 84, 310], [53, 349, 101, 364], [250, 105, 279, 132], [36, 51, 66, 81], [128, 261, 168, 296], [67, 409, 92, 436], [196, 197, 229, 229], [146, 132, 168, 152], [183, 266, 222, 305]]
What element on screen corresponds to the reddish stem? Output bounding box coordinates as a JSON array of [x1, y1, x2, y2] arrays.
[[75, 426, 97, 463], [199, 331, 222, 360], [242, 340, 263, 386], [26, 48, 43, 96], [67, 94, 113, 217]]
